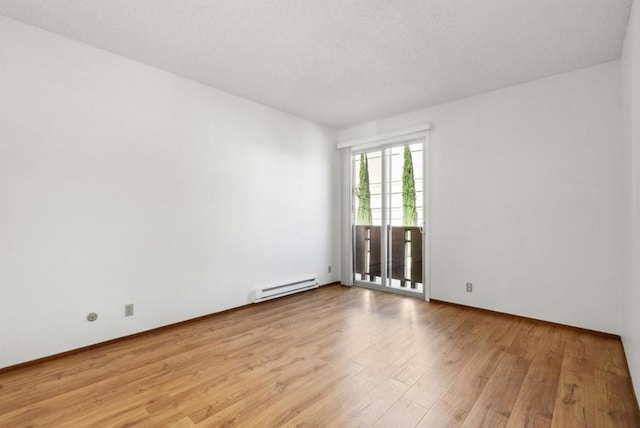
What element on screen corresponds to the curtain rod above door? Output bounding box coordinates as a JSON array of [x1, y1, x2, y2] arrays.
[[336, 123, 432, 149]]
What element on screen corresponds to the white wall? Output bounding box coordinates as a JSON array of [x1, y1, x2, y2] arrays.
[[622, 0, 640, 402], [0, 17, 338, 368], [339, 61, 624, 334]]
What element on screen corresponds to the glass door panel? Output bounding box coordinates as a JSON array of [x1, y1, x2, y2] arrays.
[[386, 144, 424, 294], [352, 141, 425, 296], [353, 151, 383, 285]]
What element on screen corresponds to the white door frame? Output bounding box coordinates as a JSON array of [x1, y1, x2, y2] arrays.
[[339, 125, 431, 301]]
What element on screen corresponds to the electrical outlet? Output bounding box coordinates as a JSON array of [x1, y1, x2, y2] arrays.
[[125, 304, 134, 317], [466, 282, 473, 292], [328, 265, 332, 273]]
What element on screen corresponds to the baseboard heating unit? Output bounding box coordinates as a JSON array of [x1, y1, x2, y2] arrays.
[[252, 276, 318, 303]]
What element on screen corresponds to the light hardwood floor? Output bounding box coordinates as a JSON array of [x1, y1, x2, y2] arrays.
[[0, 285, 639, 427]]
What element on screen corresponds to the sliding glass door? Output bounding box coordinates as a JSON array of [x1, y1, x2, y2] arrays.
[[353, 150, 383, 285], [352, 140, 425, 297]]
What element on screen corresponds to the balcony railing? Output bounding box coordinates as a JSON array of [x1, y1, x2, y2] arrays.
[[354, 225, 423, 290]]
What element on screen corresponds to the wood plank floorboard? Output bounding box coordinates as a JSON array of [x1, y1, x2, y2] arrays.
[[1, 285, 639, 427]]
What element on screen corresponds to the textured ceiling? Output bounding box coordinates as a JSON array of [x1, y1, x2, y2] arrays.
[[0, 1, 633, 129]]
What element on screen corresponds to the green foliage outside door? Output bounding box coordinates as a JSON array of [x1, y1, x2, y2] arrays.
[[402, 146, 417, 226], [356, 153, 373, 225]]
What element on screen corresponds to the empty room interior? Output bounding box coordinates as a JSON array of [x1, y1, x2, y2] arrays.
[[2, 0, 640, 426]]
